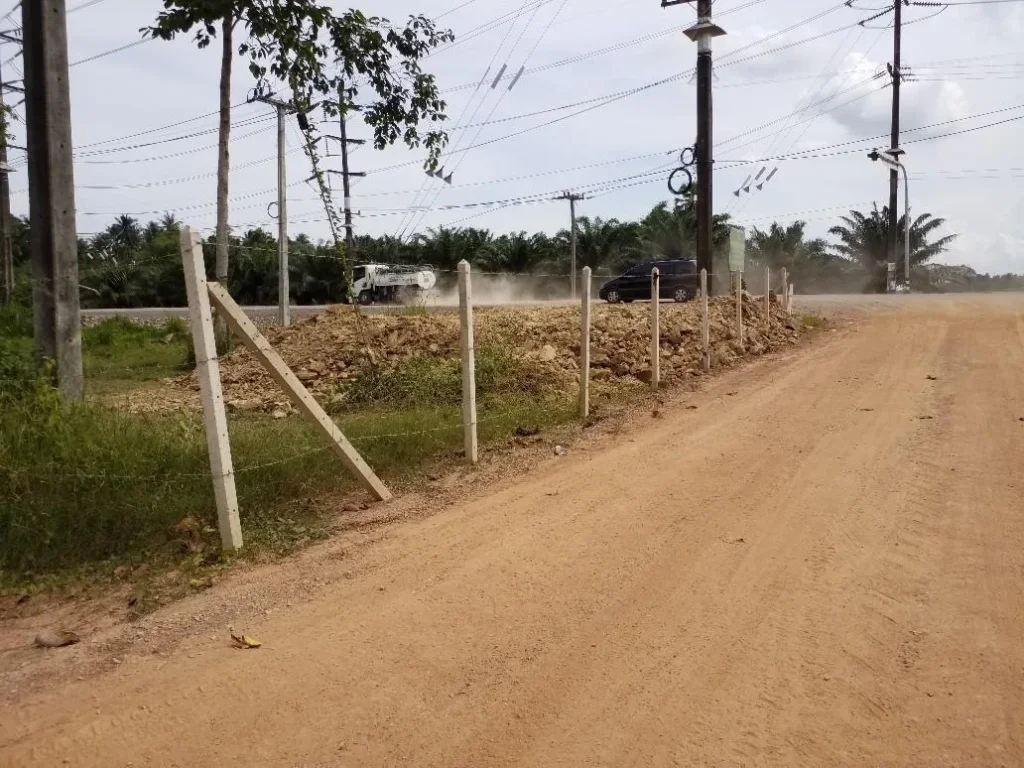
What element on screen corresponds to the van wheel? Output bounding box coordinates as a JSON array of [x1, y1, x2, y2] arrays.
[[358, 290, 374, 306], [606, 289, 621, 304], [673, 287, 689, 303]]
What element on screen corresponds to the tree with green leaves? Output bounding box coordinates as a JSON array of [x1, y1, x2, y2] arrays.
[[144, 1, 453, 304], [829, 203, 957, 291], [638, 194, 732, 264], [747, 220, 857, 293]]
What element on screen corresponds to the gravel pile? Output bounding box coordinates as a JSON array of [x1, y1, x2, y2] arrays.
[[138, 297, 800, 413]]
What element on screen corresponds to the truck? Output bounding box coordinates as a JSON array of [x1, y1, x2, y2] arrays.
[[351, 263, 437, 305]]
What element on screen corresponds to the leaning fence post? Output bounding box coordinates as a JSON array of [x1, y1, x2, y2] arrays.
[[180, 227, 243, 551], [764, 266, 771, 318], [650, 267, 660, 390], [458, 260, 478, 464], [700, 268, 710, 371], [735, 270, 744, 350], [580, 266, 591, 418]]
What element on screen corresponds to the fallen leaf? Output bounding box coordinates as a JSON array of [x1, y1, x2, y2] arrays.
[[230, 632, 262, 649], [34, 631, 81, 649]]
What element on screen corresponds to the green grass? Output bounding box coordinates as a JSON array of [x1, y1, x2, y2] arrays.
[[0, 313, 582, 589], [344, 346, 553, 408], [0, 395, 574, 586], [0, 327, 577, 587], [82, 316, 191, 392]]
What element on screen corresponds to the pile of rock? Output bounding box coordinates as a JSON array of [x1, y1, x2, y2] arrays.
[[155, 297, 800, 413]]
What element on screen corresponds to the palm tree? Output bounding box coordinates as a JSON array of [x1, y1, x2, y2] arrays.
[[639, 196, 731, 264], [558, 216, 640, 273], [829, 203, 957, 291], [412, 226, 492, 272], [747, 221, 828, 272], [106, 215, 142, 258]]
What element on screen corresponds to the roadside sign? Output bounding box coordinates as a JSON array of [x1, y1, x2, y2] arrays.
[[728, 224, 745, 273]]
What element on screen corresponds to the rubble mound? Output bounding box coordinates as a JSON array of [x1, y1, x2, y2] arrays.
[[157, 297, 800, 413]]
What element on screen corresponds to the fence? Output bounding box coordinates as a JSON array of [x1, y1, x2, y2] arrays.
[[178, 246, 794, 552]]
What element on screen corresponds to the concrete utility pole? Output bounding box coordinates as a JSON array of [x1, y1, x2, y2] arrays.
[[887, 0, 904, 291], [22, 0, 82, 398], [0, 54, 14, 304], [668, 0, 725, 296], [337, 104, 366, 256], [557, 191, 585, 299], [249, 93, 295, 326]]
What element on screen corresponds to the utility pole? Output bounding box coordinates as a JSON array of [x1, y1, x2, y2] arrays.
[[248, 93, 295, 325], [338, 105, 366, 256], [325, 86, 365, 282], [669, 0, 725, 295], [0, 53, 14, 304], [887, 0, 904, 293], [557, 191, 585, 299], [22, 0, 82, 398]]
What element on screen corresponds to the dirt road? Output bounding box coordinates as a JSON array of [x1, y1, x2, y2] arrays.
[[4, 295, 1024, 766]]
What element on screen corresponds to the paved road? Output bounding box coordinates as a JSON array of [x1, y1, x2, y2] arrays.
[[82, 300, 575, 325], [5, 295, 1024, 766]]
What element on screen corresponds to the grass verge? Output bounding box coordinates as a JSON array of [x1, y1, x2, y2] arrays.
[[0, 333, 579, 589]]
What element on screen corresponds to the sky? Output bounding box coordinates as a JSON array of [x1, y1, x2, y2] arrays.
[[5, 0, 1024, 274]]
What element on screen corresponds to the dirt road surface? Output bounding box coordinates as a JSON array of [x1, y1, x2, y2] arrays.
[[4, 295, 1023, 766]]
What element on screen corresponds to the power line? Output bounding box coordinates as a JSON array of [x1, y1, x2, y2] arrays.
[[717, 103, 1024, 166], [402, 0, 571, 239], [911, 0, 1024, 5], [70, 38, 151, 67]]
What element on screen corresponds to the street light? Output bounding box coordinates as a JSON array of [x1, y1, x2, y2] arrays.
[[868, 148, 910, 293]]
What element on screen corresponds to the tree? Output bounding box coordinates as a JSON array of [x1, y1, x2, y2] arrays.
[[638, 195, 731, 264], [829, 203, 957, 292], [558, 216, 640, 273], [144, 1, 453, 307]]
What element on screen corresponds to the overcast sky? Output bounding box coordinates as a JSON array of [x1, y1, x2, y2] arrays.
[[7, 0, 1024, 273]]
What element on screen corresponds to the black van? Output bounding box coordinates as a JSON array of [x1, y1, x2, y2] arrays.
[[598, 259, 699, 304]]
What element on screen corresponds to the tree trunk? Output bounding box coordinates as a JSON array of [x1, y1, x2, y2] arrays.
[[215, 15, 233, 346]]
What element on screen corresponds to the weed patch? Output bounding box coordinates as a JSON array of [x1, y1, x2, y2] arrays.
[[343, 346, 553, 408]]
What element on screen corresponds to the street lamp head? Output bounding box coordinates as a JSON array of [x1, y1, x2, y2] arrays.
[[868, 150, 881, 162]]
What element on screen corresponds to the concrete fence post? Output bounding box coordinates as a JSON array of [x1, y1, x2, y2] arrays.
[[180, 227, 243, 551], [764, 266, 771, 318], [580, 266, 592, 418], [700, 268, 710, 372], [458, 260, 478, 464], [735, 270, 744, 350], [651, 267, 660, 390], [788, 283, 795, 313], [780, 267, 788, 313]]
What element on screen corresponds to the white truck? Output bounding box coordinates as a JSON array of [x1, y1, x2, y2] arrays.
[[351, 263, 437, 305]]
